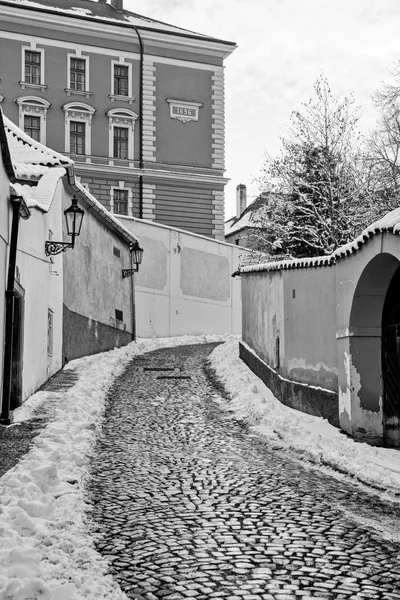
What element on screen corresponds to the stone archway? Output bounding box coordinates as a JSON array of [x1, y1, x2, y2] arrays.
[[381, 264, 400, 446], [345, 253, 400, 444]]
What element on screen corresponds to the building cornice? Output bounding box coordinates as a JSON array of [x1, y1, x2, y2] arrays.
[[73, 161, 229, 186], [0, 3, 236, 59]]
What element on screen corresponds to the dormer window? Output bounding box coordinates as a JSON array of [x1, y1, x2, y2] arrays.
[[106, 108, 138, 161], [15, 96, 51, 144], [62, 102, 95, 156]]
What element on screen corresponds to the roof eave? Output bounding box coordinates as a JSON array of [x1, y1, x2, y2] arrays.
[[0, 1, 236, 55]]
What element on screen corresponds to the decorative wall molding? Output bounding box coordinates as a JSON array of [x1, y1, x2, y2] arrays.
[[165, 98, 203, 124], [62, 102, 96, 154], [142, 58, 156, 163], [15, 95, 51, 144], [142, 182, 156, 220], [106, 108, 138, 161], [211, 71, 225, 171]]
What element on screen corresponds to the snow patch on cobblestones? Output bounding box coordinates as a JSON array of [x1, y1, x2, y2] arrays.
[[209, 336, 400, 497], [0, 334, 228, 600]]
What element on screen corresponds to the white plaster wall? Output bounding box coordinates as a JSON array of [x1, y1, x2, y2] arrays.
[[118, 216, 248, 338], [16, 180, 63, 401], [241, 270, 284, 368], [0, 156, 10, 395]]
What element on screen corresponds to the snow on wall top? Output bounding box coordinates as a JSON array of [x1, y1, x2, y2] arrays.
[[2, 0, 235, 45], [3, 114, 71, 179], [240, 204, 400, 275]]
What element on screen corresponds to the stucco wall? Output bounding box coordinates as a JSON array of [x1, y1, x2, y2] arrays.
[[282, 267, 337, 390], [0, 155, 10, 398], [336, 236, 400, 443], [62, 186, 134, 361], [242, 271, 284, 368], [13, 181, 64, 402], [155, 63, 212, 168], [118, 216, 248, 338], [241, 265, 338, 424]]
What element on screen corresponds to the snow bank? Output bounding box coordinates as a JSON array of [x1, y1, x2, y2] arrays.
[[0, 334, 228, 600], [209, 337, 400, 496]]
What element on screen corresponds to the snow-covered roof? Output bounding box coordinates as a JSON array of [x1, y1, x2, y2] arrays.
[[3, 114, 72, 179], [11, 167, 66, 211], [240, 204, 400, 275], [1, 0, 236, 47], [225, 193, 270, 237], [0, 108, 15, 182]]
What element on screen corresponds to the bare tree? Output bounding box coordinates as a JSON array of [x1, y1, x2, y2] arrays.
[[365, 62, 400, 213], [253, 74, 373, 258]]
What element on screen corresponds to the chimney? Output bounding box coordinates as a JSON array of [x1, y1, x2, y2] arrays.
[[110, 0, 124, 11], [236, 184, 247, 218]]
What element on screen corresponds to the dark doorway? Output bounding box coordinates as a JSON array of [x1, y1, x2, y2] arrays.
[[382, 265, 400, 447], [10, 290, 24, 410]]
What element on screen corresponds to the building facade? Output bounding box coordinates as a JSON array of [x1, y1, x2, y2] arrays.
[[0, 0, 236, 240], [0, 108, 140, 420]]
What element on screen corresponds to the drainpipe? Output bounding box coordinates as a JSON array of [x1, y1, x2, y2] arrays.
[[0, 195, 26, 425], [131, 25, 144, 219], [130, 248, 136, 342]]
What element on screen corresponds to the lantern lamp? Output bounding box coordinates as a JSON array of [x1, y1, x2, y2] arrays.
[[45, 196, 85, 256], [122, 240, 144, 278]]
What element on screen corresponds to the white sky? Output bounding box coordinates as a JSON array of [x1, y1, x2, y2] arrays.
[[126, 0, 400, 219]]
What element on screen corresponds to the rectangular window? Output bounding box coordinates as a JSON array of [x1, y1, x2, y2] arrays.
[[47, 309, 54, 356], [70, 58, 86, 91], [70, 121, 85, 155], [114, 189, 128, 215], [24, 115, 41, 142], [115, 309, 123, 322], [114, 64, 129, 96], [113, 127, 128, 159], [25, 50, 41, 85]]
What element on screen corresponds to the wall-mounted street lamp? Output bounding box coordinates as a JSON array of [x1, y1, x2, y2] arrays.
[[45, 196, 84, 256], [122, 240, 144, 278]]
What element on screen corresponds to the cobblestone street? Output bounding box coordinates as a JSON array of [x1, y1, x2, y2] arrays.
[[86, 343, 400, 600]]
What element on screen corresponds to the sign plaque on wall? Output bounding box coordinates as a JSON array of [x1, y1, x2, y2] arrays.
[[166, 98, 203, 124]]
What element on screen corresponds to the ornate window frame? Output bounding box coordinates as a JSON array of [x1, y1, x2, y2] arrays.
[[109, 59, 135, 104], [106, 108, 138, 161], [15, 96, 51, 145], [66, 52, 91, 98], [62, 102, 95, 155], [20, 45, 46, 92]]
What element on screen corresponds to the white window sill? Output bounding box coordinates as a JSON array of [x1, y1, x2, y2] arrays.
[[19, 81, 47, 92], [65, 88, 92, 99], [109, 94, 135, 105]]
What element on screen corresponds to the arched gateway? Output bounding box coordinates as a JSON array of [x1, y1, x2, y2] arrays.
[[343, 252, 400, 446], [381, 264, 400, 446]]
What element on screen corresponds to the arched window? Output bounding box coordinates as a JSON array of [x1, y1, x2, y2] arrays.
[[15, 96, 51, 144], [62, 102, 96, 156], [106, 108, 138, 161]]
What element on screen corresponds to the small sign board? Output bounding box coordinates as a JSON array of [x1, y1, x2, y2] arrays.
[[166, 98, 203, 124]]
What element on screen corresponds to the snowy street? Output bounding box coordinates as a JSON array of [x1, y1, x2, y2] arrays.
[[1, 336, 400, 599]]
